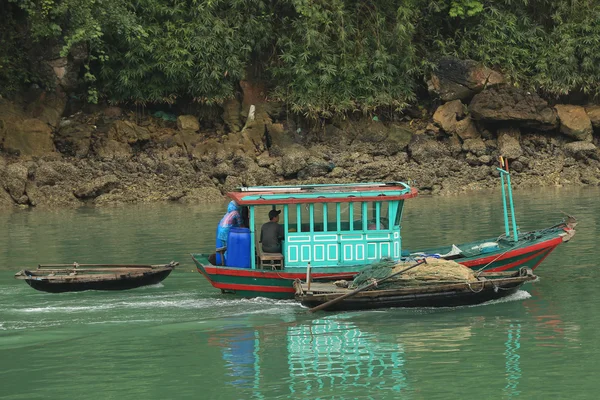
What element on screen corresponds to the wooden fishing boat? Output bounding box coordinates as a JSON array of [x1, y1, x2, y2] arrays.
[[14, 262, 178, 293], [294, 267, 537, 312], [192, 173, 575, 299]]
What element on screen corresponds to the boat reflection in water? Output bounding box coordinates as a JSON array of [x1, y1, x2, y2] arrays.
[[208, 327, 260, 390], [210, 311, 538, 398], [287, 318, 410, 397], [504, 323, 522, 398]]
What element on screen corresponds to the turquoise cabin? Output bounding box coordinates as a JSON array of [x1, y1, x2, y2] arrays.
[[227, 182, 419, 270]]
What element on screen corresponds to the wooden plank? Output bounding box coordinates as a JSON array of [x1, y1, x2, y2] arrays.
[[30, 268, 156, 273], [37, 263, 170, 268]]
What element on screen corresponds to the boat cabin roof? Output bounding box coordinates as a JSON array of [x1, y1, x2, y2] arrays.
[[227, 182, 418, 206]]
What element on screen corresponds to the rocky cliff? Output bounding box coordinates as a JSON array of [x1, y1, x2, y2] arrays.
[[1, 58, 599, 210]]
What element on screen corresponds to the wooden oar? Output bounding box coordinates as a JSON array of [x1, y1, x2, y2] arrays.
[[308, 259, 427, 313]]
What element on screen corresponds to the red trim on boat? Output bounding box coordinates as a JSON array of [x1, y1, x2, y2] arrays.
[[460, 237, 563, 267], [201, 265, 353, 280], [228, 187, 419, 206], [530, 247, 557, 270], [211, 282, 295, 293], [483, 248, 554, 272]]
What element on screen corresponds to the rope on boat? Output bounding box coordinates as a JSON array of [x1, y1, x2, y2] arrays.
[[467, 280, 486, 293], [474, 247, 515, 276]]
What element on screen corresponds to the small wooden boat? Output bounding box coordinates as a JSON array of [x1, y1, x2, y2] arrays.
[[14, 261, 178, 293], [293, 267, 537, 312]]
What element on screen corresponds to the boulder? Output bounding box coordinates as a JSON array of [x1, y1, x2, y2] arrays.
[[585, 105, 600, 129], [177, 115, 200, 132], [34, 163, 64, 186], [54, 123, 93, 157], [387, 124, 414, 153], [563, 141, 598, 160], [469, 86, 558, 130], [74, 175, 121, 199], [297, 161, 333, 180], [497, 127, 523, 159], [95, 139, 132, 160], [3, 118, 56, 157], [428, 57, 504, 102], [455, 118, 479, 141], [555, 105, 593, 142], [3, 163, 28, 201], [462, 138, 487, 157], [0, 186, 13, 208], [433, 100, 465, 133], [108, 120, 151, 144], [280, 144, 310, 177], [408, 135, 450, 163]]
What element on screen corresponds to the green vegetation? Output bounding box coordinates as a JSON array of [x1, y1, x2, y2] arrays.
[[2, 0, 600, 117]]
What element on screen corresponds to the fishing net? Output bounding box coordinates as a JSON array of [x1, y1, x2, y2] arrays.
[[350, 257, 477, 290]]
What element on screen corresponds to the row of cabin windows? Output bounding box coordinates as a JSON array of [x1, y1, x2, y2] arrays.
[[278, 201, 401, 233]]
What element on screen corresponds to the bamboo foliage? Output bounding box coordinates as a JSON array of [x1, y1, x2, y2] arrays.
[[3, 0, 600, 116]]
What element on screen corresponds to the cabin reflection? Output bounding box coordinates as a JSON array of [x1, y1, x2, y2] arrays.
[[287, 319, 409, 396]]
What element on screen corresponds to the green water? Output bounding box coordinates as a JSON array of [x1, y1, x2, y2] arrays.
[[0, 187, 597, 399]]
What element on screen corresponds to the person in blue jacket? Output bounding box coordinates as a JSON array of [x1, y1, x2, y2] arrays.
[[215, 201, 243, 263]]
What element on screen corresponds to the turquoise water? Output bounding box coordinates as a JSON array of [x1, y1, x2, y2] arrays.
[[0, 187, 597, 399]]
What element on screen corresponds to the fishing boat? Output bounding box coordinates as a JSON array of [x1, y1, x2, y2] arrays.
[[14, 262, 178, 293], [294, 267, 537, 312], [192, 161, 575, 299]]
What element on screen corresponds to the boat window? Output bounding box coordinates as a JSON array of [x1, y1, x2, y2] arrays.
[[287, 204, 298, 232], [352, 202, 363, 231], [366, 201, 389, 230], [339, 202, 351, 231], [299, 204, 311, 232], [394, 200, 404, 227], [325, 203, 336, 232], [313, 204, 325, 232]]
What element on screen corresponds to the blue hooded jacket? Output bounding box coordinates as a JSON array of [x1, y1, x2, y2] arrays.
[[217, 201, 242, 243]]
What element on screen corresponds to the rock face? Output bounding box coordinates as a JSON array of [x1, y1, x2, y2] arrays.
[[0, 99, 56, 157], [428, 57, 505, 102], [177, 115, 200, 132], [3, 72, 600, 210], [469, 86, 558, 130], [25, 90, 67, 130], [555, 105, 593, 142], [3, 118, 55, 157], [222, 98, 242, 132]]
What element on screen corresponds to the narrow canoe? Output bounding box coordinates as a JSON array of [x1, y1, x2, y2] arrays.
[[14, 262, 178, 293]]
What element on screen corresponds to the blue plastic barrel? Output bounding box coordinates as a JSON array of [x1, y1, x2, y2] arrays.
[[226, 227, 251, 268]]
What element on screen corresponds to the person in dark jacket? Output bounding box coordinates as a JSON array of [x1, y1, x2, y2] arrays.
[[260, 209, 284, 253]]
